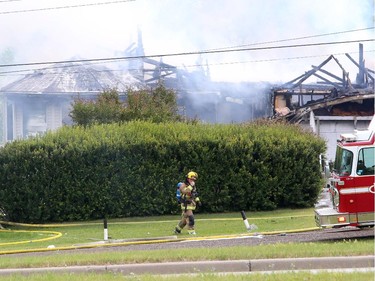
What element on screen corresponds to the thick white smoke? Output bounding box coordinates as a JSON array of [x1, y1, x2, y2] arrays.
[[0, 0, 373, 86]]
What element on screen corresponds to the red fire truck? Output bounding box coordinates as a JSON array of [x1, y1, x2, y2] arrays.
[[315, 116, 375, 228]]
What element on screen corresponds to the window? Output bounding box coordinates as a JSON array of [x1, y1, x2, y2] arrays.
[[357, 147, 375, 175], [334, 147, 353, 177]]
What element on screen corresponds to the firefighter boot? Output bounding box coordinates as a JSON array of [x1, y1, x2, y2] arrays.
[[187, 215, 196, 235], [174, 227, 181, 234], [174, 217, 187, 234]]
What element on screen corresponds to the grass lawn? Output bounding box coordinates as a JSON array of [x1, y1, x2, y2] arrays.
[[1, 271, 374, 281], [0, 208, 373, 280], [0, 208, 317, 251]]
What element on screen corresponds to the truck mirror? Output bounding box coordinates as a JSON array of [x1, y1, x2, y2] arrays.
[[324, 164, 331, 178]]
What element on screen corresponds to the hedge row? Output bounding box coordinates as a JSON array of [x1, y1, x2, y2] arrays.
[[0, 121, 326, 223]]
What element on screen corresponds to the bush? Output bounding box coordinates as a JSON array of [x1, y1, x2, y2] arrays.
[[69, 85, 182, 126], [0, 121, 326, 223]]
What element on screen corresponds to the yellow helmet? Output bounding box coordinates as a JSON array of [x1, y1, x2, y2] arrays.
[[187, 171, 198, 180]]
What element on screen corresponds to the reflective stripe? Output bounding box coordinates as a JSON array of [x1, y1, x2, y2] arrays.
[[180, 203, 196, 211], [340, 187, 372, 195], [369, 185, 375, 194]]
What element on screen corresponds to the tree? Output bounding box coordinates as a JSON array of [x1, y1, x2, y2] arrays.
[[70, 84, 182, 126], [69, 88, 125, 127], [124, 84, 181, 123]]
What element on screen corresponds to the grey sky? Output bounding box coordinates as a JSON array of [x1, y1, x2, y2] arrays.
[[0, 0, 374, 86]]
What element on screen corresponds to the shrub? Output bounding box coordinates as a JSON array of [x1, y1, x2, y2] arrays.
[[0, 121, 326, 223]]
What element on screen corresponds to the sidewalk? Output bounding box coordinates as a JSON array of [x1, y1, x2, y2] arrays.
[[0, 256, 373, 276]]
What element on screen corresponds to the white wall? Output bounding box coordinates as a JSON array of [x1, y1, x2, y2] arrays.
[[301, 114, 373, 162]]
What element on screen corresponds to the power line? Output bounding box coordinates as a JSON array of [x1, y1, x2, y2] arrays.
[[0, 38, 373, 69], [202, 50, 375, 68], [0, 0, 135, 15], [0, 27, 371, 74], [0, 0, 22, 3], [0, 50, 373, 77], [207, 27, 374, 51]]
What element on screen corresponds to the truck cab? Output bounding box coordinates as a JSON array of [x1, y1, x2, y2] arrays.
[[315, 116, 375, 228]]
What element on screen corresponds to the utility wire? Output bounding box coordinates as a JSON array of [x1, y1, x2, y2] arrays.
[[0, 38, 373, 68], [0, 26, 371, 74], [0, 50, 373, 77], [0, 0, 135, 15], [207, 27, 374, 51]]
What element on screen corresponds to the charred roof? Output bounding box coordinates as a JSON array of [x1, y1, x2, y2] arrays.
[[271, 44, 374, 123], [0, 62, 142, 94]]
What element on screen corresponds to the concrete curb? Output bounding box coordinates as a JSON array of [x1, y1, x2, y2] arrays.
[[0, 256, 373, 276], [250, 255, 374, 271]]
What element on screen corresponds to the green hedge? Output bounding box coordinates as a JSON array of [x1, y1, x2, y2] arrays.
[[0, 121, 326, 223]]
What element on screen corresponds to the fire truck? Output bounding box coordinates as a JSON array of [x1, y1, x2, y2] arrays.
[[315, 116, 375, 228]]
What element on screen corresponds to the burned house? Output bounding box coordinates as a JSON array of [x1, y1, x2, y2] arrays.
[[271, 43, 374, 161], [111, 29, 271, 123], [0, 62, 138, 142], [0, 29, 270, 144]]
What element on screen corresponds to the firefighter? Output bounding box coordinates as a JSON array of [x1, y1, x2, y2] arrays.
[[174, 171, 201, 235]]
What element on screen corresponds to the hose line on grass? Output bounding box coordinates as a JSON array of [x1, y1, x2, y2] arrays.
[[0, 227, 322, 255], [0, 214, 320, 255], [0, 229, 62, 246]]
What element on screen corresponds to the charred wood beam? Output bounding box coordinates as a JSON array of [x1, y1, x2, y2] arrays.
[[143, 57, 177, 69], [345, 53, 374, 82], [282, 73, 307, 87], [359, 43, 365, 84], [274, 90, 332, 95], [283, 55, 334, 89], [312, 65, 344, 83], [332, 55, 347, 74], [331, 56, 353, 89], [312, 73, 342, 89], [143, 69, 175, 76], [345, 72, 355, 91], [145, 72, 176, 83], [288, 93, 374, 123], [364, 68, 375, 82], [289, 107, 311, 124], [124, 43, 136, 53]]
